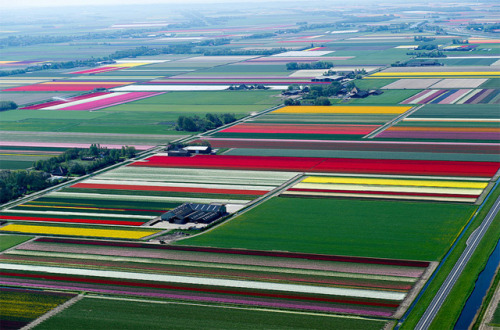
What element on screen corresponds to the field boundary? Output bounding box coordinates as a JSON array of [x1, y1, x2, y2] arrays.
[[364, 104, 424, 139], [21, 293, 84, 330]]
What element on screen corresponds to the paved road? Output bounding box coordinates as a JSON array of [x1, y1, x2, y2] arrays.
[[416, 195, 500, 330]]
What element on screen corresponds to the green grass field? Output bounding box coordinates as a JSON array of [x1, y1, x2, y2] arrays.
[[354, 78, 397, 90], [178, 197, 476, 261], [0, 234, 33, 251], [105, 90, 282, 107], [492, 299, 500, 326], [480, 79, 500, 89], [0, 91, 281, 136], [436, 58, 498, 66], [36, 297, 387, 330], [0, 159, 36, 170], [401, 185, 500, 329]]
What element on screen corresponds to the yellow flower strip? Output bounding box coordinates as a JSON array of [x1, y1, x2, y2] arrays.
[[273, 106, 411, 114], [303, 176, 488, 189], [293, 183, 483, 196], [0, 224, 158, 239]]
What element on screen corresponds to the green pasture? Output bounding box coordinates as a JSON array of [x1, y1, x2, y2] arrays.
[[328, 48, 413, 65], [0, 91, 281, 135], [0, 234, 33, 251], [0, 154, 52, 170], [492, 300, 500, 326], [401, 186, 500, 329], [0, 130, 179, 146], [179, 197, 477, 261], [188, 64, 290, 75], [354, 78, 397, 90], [480, 79, 500, 89], [436, 58, 498, 66], [107, 90, 281, 106], [36, 297, 387, 330]]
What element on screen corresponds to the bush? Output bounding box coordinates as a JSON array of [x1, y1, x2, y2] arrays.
[[314, 96, 331, 106], [176, 113, 236, 132], [0, 101, 18, 111]]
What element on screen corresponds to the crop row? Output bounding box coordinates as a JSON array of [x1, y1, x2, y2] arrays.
[[21, 91, 164, 111], [130, 154, 500, 177], [401, 89, 500, 105], [282, 175, 488, 203], [0, 237, 432, 317], [0, 287, 76, 329], [2, 166, 297, 227]]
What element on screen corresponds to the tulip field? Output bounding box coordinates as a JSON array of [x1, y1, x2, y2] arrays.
[[1, 4, 500, 329], [400, 89, 500, 105], [2, 81, 135, 92], [130, 154, 500, 177], [0, 163, 298, 226], [376, 104, 500, 142], [0, 287, 76, 329], [282, 175, 489, 203], [214, 106, 411, 140], [0, 237, 432, 318], [20, 91, 164, 111]]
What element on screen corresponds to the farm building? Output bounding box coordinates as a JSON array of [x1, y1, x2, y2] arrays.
[[311, 75, 343, 82], [166, 149, 190, 157], [161, 203, 227, 224], [184, 146, 212, 154]]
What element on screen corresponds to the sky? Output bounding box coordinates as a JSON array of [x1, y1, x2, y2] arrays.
[[5, 0, 292, 8]]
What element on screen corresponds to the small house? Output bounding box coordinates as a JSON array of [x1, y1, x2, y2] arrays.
[[183, 146, 212, 155], [51, 166, 68, 176], [167, 149, 190, 157]]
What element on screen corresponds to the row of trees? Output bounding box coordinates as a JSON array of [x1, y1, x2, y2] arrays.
[[0, 42, 288, 77], [33, 144, 136, 175], [466, 23, 500, 33], [0, 170, 60, 204], [303, 83, 344, 99], [286, 61, 334, 71], [0, 145, 137, 204], [285, 81, 363, 106], [176, 113, 236, 132]]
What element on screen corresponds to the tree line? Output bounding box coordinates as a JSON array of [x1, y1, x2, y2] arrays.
[[0, 170, 59, 204], [33, 144, 136, 176], [0, 42, 288, 77], [286, 61, 334, 70], [0, 145, 137, 204], [176, 113, 236, 132]]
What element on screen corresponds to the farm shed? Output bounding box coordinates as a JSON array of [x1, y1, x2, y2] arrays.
[[161, 203, 227, 224]]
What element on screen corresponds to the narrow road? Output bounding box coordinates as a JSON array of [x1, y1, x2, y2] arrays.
[[415, 195, 500, 330]]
